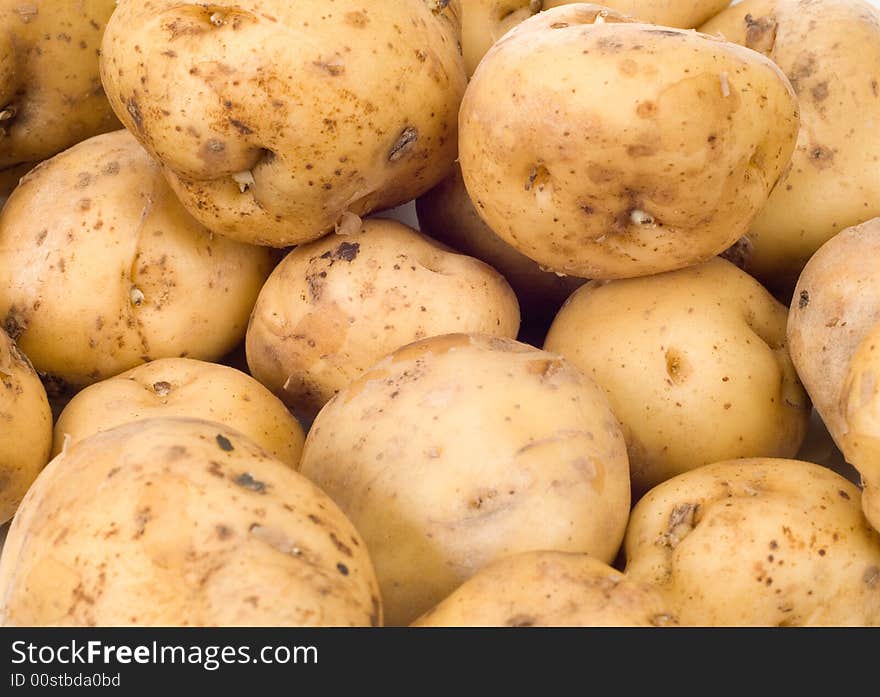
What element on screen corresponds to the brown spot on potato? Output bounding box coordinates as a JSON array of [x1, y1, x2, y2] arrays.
[[661, 503, 699, 548], [216, 524, 233, 540], [810, 82, 829, 102], [809, 145, 834, 169], [636, 101, 657, 119], [334, 242, 360, 262], [665, 349, 689, 384], [229, 119, 253, 135], [507, 614, 535, 627], [798, 290, 810, 309], [216, 434, 234, 451], [134, 507, 152, 537], [126, 97, 143, 131], [345, 11, 368, 27], [388, 126, 419, 162], [865, 566, 880, 588], [330, 532, 354, 557], [336, 562, 349, 575], [3, 307, 26, 340], [744, 14, 778, 55], [235, 472, 267, 493]]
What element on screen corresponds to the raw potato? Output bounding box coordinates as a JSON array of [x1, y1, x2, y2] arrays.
[[413, 551, 677, 627], [52, 358, 305, 468], [459, 5, 800, 279], [0, 1, 121, 193], [545, 258, 810, 494], [702, 0, 880, 292], [462, 1, 732, 76], [246, 218, 520, 419], [841, 323, 880, 532], [625, 458, 880, 626], [100, 0, 467, 247], [0, 328, 51, 524], [787, 219, 880, 449], [416, 164, 585, 324], [300, 333, 631, 626], [0, 130, 273, 393], [0, 418, 382, 627]]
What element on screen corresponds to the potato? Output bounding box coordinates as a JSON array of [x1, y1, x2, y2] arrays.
[[787, 219, 880, 449], [0, 1, 120, 193], [0, 328, 51, 524], [545, 258, 810, 494], [0, 130, 273, 394], [624, 458, 880, 626], [246, 217, 520, 420], [701, 0, 880, 293], [413, 551, 677, 627], [99, 0, 466, 247], [459, 5, 800, 279], [416, 164, 585, 325], [840, 323, 880, 532], [52, 358, 305, 468], [0, 418, 381, 626], [300, 333, 631, 626], [461, 1, 732, 77]]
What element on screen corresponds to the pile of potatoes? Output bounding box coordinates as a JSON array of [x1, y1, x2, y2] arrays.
[[0, 0, 879, 627]]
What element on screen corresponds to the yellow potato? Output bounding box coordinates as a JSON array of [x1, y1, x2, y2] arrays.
[[416, 164, 585, 325], [462, 1, 732, 76], [0, 130, 272, 394], [625, 458, 880, 626], [246, 217, 520, 420], [413, 551, 677, 627], [459, 5, 800, 279], [300, 333, 631, 626], [545, 258, 810, 494], [52, 358, 305, 468], [0, 418, 381, 626], [0, 328, 51, 524], [100, 0, 466, 247], [0, 1, 120, 193], [702, 0, 880, 293]]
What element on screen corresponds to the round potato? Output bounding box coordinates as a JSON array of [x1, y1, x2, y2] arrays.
[[300, 333, 631, 626], [413, 551, 677, 627], [0, 1, 120, 193], [459, 5, 800, 279], [545, 258, 810, 494], [701, 0, 880, 293], [0, 328, 51, 524], [246, 217, 520, 420], [787, 218, 880, 449], [100, 0, 466, 247], [0, 130, 273, 394], [0, 418, 381, 626], [416, 164, 585, 326], [624, 458, 880, 626], [461, 1, 732, 76], [52, 358, 305, 468]]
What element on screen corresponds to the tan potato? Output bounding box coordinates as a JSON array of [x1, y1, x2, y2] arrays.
[[701, 0, 880, 293], [0, 1, 121, 193], [416, 164, 585, 325], [52, 358, 305, 468], [300, 333, 631, 626], [459, 5, 800, 279], [545, 258, 810, 494], [0, 328, 51, 524], [0, 418, 381, 626], [787, 219, 880, 449], [0, 130, 273, 394], [462, 1, 732, 76], [246, 217, 520, 420], [99, 0, 466, 247], [624, 458, 880, 626], [840, 323, 880, 532], [413, 551, 677, 627]]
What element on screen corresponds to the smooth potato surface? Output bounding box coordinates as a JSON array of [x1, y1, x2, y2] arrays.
[[0, 418, 381, 626]]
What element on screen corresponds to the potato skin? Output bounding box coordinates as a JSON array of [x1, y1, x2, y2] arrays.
[[246, 218, 520, 419], [416, 164, 585, 325], [0, 130, 272, 392], [52, 358, 305, 468], [787, 219, 880, 449], [413, 551, 677, 627], [545, 258, 810, 494], [0, 328, 51, 524], [100, 0, 466, 247], [300, 333, 631, 626], [0, 418, 382, 627], [459, 6, 799, 279], [462, 1, 732, 76], [0, 1, 120, 192], [702, 0, 880, 292], [624, 458, 880, 626]]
